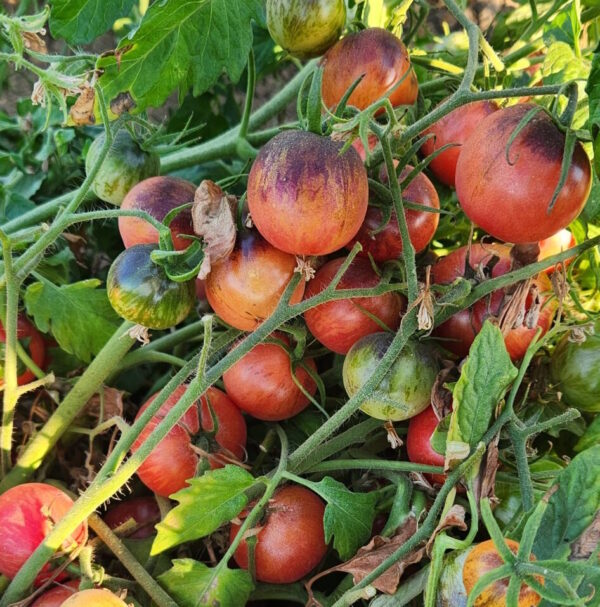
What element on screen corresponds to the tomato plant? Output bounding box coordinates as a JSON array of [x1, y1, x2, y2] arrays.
[[103, 496, 161, 539]]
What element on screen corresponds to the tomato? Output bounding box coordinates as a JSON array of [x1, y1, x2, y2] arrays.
[[304, 257, 405, 354], [119, 176, 196, 251], [321, 28, 418, 111], [86, 130, 159, 206], [247, 130, 368, 256], [266, 0, 346, 59], [195, 278, 207, 301], [421, 101, 499, 187], [60, 589, 129, 607], [0, 314, 46, 386], [205, 231, 305, 331], [463, 539, 541, 607], [31, 580, 80, 607], [223, 334, 317, 421], [103, 496, 161, 539], [455, 104, 591, 243], [434, 547, 472, 607], [551, 321, 600, 412], [406, 406, 446, 485], [538, 228, 576, 274], [230, 485, 327, 583], [132, 385, 247, 497], [0, 483, 88, 583], [107, 244, 195, 330], [351, 134, 378, 162], [343, 332, 438, 421], [348, 165, 440, 262]]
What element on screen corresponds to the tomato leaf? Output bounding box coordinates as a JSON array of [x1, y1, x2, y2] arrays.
[[430, 414, 450, 456], [586, 46, 600, 141], [445, 321, 517, 469], [543, 2, 581, 49], [309, 476, 377, 560], [48, 0, 136, 45], [575, 416, 600, 452], [96, 0, 263, 117], [23, 277, 120, 363], [158, 559, 253, 607], [533, 446, 600, 559], [151, 465, 255, 555]]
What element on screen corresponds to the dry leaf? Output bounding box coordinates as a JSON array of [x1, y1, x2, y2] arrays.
[[476, 434, 500, 504], [431, 364, 457, 419], [110, 91, 136, 116], [83, 386, 125, 421], [570, 511, 600, 560], [191, 180, 237, 279], [22, 31, 47, 54], [425, 505, 467, 555], [69, 84, 96, 126]]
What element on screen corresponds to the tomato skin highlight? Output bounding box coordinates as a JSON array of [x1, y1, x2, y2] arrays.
[[60, 589, 129, 607], [421, 100, 498, 187], [0, 483, 88, 583], [103, 496, 161, 539], [343, 332, 439, 421], [230, 485, 327, 583], [119, 176, 196, 251], [132, 385, 247, 497], [321, 28, 418, 111], [0, 314, 46, 386], [406, 406, 446, 485], [223, 334, 317, 421], [31, 580, 80, 607], [247, 130, 368, 256], [266, 0, 346, 59], [107, 244, 196, 330], [304, 257, 405, 354], [86, 130, 160, 206], [538, 228, 576, 274], [455, 104, 591, 243], [205, 231, 304, 331]]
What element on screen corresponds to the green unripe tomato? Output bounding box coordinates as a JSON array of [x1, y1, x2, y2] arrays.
[[86, 130, 160, 206], [266, 0, 346, 59], [551, 323, 600, 412], [107, 244, 195, 330], [433, 547, 472, 607], [343, 332, 439, 421]]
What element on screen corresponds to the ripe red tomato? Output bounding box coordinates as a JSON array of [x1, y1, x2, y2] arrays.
[[223, 334, 317, 421], [0, 483, 88, 583], [205, 231, 305, 331], [421, 100, 498, 187], [103, 496, 161, 539], [455, 104, 591, 243], [348, 165, 440, 262], [60, 589, 129, 607], [304, 257, 405, 354], [538, 228, 576, 274], [321, 28, 418, 111], [0, 314, 46, 386], [406, 406, 446, 485], [247, 130, 368, 256], [119, 176, 196, 251], [230, 485, 327, 583], [132, 386, 247, 497], [31, 580, 79, 607]]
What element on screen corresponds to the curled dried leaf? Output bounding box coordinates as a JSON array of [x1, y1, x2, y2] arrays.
[[83, 386, 125, 421], [570, 511, 600, 560], [69, 84, 96, 126], [425, 504, 467, 555], [127, 324, 150, 344], [22, 31, 47, 54]]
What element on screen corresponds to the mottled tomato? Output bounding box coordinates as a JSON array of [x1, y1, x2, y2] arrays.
[[31, 580, 80, 607], [0, 483, 88, 583], [107, 244, 196, 329], [304, 257, 404, 354], [230, 485, 327, 583], [463, 540, 542, 607], [434, 547, 472, 607], [538, 229, 576, 274], [86, 130, 159, 206], [223, 334, 317, 421], [205, 231, 305, 331], [60, 589, 129, 607], [103, 497, 161, 539], [406, 406, 446, 485], [266, 0, 346, 59], [455, 104, 591, 243], [348, 165, 440, 262], [343, 332, 438, 421], [551, 321, 600, 412], [0, 314, 46, 386], [247, 130, 368, 256], [421, 100, 498, 187], [132, 385, 247, 497], [119, 176, 196, 251]]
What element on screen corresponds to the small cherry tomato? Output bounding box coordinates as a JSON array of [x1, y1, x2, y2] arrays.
[[343, 332, 438, 421], [107, 244, 196, 330], [205, 231, 305, 331], [0, 314, 46, 386], [119, 176, 196, 251], [321, 28, 418, 111], [132, 385, 247, 497], [31, 580, 80, 607], [60, 589, 129, 607], [538, 229, 576, 274], [230, 485, 327, 584], [103, 496, 161, 539], [406, 406, 446, 485], [86, 130, 159, 206], [0, 483, 88, 584], [304, 257, 405, 354], [247, 130, 368, 256], [223, 334, 317, 421]]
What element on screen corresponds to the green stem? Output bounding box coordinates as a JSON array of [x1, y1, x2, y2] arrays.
[[239, 49, 255, 140], [307, 459, 444, 475], [508, 422, 535, 512]]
